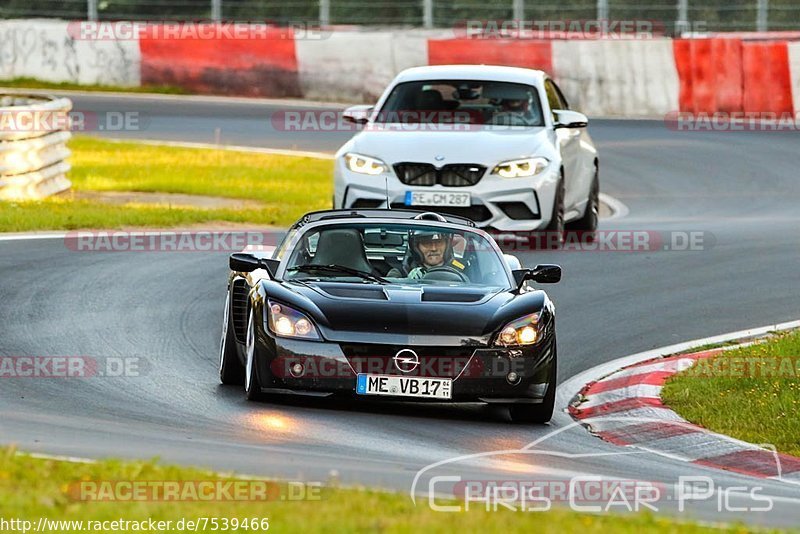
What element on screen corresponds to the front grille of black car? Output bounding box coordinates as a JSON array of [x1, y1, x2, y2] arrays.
[[230, 279, 249, 343], [393, 163, 486, 187], [340, 344, 478, 378], [390, 203, 492, 223]]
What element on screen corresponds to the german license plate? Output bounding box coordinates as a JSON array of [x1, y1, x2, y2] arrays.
[[404, 191, 470, 207], [356, 374, 452, 399]]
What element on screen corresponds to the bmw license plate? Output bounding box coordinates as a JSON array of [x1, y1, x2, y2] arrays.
[[405, 191, 470, 207], [356, 374, 452, 399]]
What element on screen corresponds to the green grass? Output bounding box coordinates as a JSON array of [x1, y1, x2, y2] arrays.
[[0, 446, 755, 533], [0, 77, 188, 95], [0, 136, 333, 232], [663, 331, 800, 457]]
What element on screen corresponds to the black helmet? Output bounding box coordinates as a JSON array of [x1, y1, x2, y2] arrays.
[[405, 213, 453, 269]]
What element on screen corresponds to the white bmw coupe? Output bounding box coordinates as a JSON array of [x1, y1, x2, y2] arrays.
[[334, 65, 599, 237]]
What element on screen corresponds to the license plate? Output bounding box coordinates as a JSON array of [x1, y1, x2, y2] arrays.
[[405, 191, 470, 207], [356, 374, 452, 399]]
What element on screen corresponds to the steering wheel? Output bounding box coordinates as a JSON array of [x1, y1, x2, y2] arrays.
[[423, 265, 470, 283]]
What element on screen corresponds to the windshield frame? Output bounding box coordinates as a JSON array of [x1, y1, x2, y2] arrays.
[[274, 218, 514, 289]]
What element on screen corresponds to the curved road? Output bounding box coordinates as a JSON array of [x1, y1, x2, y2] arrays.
[[1, 93, 800, 527]]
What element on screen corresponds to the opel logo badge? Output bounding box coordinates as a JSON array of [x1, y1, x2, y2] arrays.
[[393, 348, 419, 373]]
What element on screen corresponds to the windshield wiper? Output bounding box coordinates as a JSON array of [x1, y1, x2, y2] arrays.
[[287, 264, 389, 284]]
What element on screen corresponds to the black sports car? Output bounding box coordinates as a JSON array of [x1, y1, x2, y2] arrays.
[[218, 209, 561, 423]]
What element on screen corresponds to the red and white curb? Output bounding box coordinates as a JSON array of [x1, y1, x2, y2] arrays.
[[569, 345, 800, 485]]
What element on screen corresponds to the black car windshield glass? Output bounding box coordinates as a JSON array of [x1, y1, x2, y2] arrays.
[[283, 222, 511, 288], [377, 80, 545, 127]]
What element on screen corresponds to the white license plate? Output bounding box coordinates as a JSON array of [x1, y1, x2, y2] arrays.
[[405, 191, 470, 207], [356, 373, 452, 399]]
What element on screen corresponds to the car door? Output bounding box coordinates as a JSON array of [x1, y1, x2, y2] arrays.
[[545, 79, 583, 212]]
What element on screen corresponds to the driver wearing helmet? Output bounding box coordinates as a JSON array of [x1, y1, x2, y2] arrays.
[[387, 229, 468, 279]]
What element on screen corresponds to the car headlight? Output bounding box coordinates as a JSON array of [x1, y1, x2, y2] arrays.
[[345, 153, 387, 175], [492, 157, 549, 178], [494, 313, 541, 346], [266, 299, 320, 340]]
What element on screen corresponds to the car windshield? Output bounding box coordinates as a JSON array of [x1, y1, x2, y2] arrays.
[[377, 80, 545, 127], [282, 222, 512, 289]]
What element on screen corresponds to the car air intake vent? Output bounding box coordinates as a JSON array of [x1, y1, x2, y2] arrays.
[[422, 290, 485, 303], [390, 203, 492, 223], [393, 163, 486, 187], [231, 279, 249, 343], [321, 286, 388, 300]]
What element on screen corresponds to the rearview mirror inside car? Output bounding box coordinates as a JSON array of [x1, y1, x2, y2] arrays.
[[553, 109, 589, 129]]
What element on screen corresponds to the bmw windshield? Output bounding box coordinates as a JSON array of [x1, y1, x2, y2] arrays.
[[282, 222, 512, 289]]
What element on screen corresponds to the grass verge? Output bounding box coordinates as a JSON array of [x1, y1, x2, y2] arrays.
[[0, 136, 333, 232], [0, 77, 188, 95], [662, 330, 800, 457], [0, 446, 748, 533]]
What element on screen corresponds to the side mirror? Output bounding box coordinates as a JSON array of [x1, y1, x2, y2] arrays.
[[342, 105, 373, 125], [511, 264, 562, 289], [553, 109, 588, 129], [229, 253, 279, 277]]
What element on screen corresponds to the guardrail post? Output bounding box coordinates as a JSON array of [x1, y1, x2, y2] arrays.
[[512, 0, 524, 21], [211, 0, 222, 21], [676, 0, 689, 35], [320, 0, 330, 26], [87, 0, 98, 21], [596, 0, 609, 21], [756, 0, 769, 31], [423, 0, 433, 28]]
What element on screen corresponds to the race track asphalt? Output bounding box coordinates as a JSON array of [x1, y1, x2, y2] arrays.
[[1, 93, 799, 527]]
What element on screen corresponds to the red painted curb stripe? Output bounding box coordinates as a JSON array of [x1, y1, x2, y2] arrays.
[[587, 370, 674, 394], [694, 449, 800, 478], [572, 396, 665, 419], [595, 421, 704, 446]]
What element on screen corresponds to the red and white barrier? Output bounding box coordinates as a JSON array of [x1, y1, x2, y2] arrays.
[[1, 20, 798, 117]]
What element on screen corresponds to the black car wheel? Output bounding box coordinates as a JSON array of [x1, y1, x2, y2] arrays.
[[219, 290, 244, 385], [566, 167, 599, 242], [542, 176, 565, 249], [508, 345, 557, 424], [244, 309, 265, 401]]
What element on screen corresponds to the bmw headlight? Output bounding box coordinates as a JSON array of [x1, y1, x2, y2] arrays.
[[494, 313, 541, 346], [492, 157, 549, 178], [345, 153, 387, 175], [266, 299, 320, 340]]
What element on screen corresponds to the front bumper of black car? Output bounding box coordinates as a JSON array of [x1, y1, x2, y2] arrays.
[[250, 328, 557, 404]]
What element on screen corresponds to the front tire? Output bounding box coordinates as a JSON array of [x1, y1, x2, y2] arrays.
[[542, 176, 565, 249], [219, 290, 244, 385], [566, 168, 599, 241], [244, 309, 265, 401], [508, 345, 557, 424]]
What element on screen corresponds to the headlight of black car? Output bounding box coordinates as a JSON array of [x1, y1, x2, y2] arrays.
[[266, 299, 321, 341], [494, 312, 541, 346]]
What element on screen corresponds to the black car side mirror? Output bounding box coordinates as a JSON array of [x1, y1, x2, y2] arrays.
[[512, 264, 562, 289], [229, 253, 279, 277]]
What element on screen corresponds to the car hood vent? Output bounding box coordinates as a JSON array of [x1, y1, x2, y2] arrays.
[[319, 286, 388, 300], [421, 289, 487, 303]]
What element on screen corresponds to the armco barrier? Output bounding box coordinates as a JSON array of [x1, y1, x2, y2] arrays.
[[742, 41, 793, 113], [0, 94, 72, 200]]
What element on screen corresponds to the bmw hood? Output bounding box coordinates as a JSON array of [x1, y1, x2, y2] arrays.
[[348, 126, 551, 168]]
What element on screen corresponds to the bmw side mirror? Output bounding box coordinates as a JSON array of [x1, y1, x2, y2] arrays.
[[229, 253, 279, 277], [342, 105, 373, 125], [512, 264, 562, 290], [553, 110, 588, 129]]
